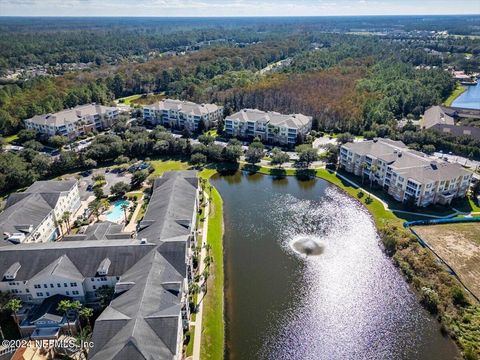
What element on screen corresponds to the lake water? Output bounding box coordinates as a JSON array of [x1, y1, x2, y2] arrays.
[[212, 172, 458, 360], [452, 82, 480, 109]]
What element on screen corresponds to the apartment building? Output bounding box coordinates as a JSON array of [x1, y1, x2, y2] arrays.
[[0, 180, 81, 245], [339, 138, 472, 207], [224, 109, 312, 146], [143, 99, 223, 132], [0, 171, 199, 359], [24, 103, 119, 139]]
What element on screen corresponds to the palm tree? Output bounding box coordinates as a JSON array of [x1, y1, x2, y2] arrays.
[[369, 164, 379, 188], [121, 203, 129, 223], [78, 307, 94, 331], [360, 162, 368, 185], [100, 199, 110, 212], [62, 211, 72, 234], [189, 283, 200, 296], [4, 298, 22, 334], [88, 201, 101, 221], [57, 219, 64, 236], [57, 300, 82, 335], [74, 328, 91, 360]]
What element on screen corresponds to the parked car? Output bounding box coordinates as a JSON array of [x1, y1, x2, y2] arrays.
[[86, 184, 93, 191], [80, 170, 92, 177]]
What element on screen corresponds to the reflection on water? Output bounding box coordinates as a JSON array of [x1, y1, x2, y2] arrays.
[[213, 172, 458, 360]]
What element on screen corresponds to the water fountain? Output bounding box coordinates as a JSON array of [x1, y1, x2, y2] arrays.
[[290, 236, 324, 256]]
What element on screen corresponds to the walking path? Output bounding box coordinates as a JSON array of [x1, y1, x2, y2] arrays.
[[192, 191, 210, 360], [334, 172, 467, 219], [123, 195, 144, 232]]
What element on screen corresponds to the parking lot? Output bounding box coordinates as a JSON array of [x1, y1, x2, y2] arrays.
[[66, 168, 132, 200]]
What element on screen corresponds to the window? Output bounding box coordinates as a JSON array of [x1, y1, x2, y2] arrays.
[[57, 283, 61, 288], [36, 292, 43, 297], [66, 291, 69, 295], [46, 292, 50, 296], [26, 289, 29, 293], [43, 284, 48, 288], [64, 283, 68, 287], [72, 291, 79, 295], [50, 284, 54, 288], [34, 284, 40, 289], [93, 285, 96, 290], [70, 282, 77, 287]]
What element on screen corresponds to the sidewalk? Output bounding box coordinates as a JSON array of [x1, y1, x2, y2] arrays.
[[123, 195, 144, 232], [192, 191, 210, 360]]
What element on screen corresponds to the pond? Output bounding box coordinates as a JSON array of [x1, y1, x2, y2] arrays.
[[452, 82, 480, 109], [211, 172, 458, 360]]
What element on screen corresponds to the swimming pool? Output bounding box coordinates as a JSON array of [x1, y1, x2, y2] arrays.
[[105, 199, 130, 222]]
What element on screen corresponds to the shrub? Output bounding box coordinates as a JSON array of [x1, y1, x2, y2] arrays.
[[357, 190, 364, 198], [452, 286, 469, 307], [421, 287, 439, 314]]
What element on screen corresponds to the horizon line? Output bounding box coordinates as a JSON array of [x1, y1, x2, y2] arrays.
[[0, 14, 479, 18]]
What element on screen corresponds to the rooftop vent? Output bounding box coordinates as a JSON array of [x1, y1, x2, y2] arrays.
[[430, 161, 438, 170], [97, 258, 111, 276], [4, 262, 21, 280], [140, 238, 148, 244]]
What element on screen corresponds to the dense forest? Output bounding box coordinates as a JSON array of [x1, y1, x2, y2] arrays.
[[1, 16, 480, 196]]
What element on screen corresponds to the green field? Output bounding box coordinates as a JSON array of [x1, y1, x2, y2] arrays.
[[148, 159, 190, 177], [199, 175, 225, 360], [116, 94, 144, 105]]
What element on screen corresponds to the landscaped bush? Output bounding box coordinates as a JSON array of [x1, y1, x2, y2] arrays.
[[421, 287, 439, 314]]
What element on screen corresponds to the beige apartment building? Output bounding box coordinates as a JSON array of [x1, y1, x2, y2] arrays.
[[143, 99, 223, 132], [24, 103, 119, 139], [339, 138, 472, 207]]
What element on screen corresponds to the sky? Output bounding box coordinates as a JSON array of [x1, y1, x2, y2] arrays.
[[0, 0, 479, 17]]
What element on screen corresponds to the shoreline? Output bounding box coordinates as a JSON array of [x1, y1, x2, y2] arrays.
[[204, 164, 478, 359], [444, 83, 467, 107]]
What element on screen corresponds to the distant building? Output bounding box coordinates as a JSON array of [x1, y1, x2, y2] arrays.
[[339, 138, 472, 207], [24, 103, 119, 139], [0, 180, 80, 245], [421, 105, 480, 141], [224, 109, 312, 146], [143, 99, 223, 132]]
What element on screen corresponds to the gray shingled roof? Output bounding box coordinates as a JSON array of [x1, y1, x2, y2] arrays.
[[144, 99, 221, 116], [0, 172, 199, 360], [25, 104, 117, 127], [0, 180, 77, 246], [342, 138, 470, 182], [137, 171, 198, 243], [89, 248, 184, 360], [0, 240, 155, 281], [227, 109, 312, 129]]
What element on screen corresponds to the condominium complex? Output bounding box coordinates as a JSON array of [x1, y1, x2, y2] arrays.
[[0, 180, 81, 245], [339, 138, 472, 207], [24, 103, 119, 139], [143, 99, 223, 132], [224, 109, 312, 146], [0, 171, 199, 359]]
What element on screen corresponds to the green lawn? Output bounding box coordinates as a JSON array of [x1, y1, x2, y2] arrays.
[[185, 326, 195, 357], [444, 83, 466, 106], [116, 94, 143, 105], [205, 129, 218, 137], [3, 133, 19, 144], [148, 159, 190, 177], [199, 184, 225, 360]]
